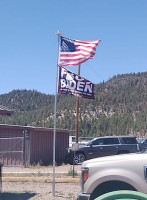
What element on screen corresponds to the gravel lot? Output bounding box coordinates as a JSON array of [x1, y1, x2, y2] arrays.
[[2, 181, 80, 200], [1, 165, 81, 200]]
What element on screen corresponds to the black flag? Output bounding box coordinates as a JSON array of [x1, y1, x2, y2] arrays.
[[58, 66, 95, 99]]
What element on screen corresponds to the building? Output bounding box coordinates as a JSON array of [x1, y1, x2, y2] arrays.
[[0, 105, 14, 116], [0, 124, 71, 166]]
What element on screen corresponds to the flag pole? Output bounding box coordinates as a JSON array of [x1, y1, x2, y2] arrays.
[[75, 64, 81, 143], [52, 30, 62, 197]]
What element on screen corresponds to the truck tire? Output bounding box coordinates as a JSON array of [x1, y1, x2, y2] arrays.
[[74, 153, 85, 165], [90, 181, 136, 200]]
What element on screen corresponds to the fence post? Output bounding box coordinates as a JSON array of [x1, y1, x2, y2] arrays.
[[0, 164, 2, 193], [23, 130, 30, 167], [23, 131, 26, 167], [25, 130, 30, 167]]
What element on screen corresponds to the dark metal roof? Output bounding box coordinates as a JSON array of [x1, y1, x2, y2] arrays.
[[0, 105, 14, 116], [0, 123, 72, 132]]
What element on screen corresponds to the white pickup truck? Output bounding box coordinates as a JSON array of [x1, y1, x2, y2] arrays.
[[77, 150, 147, 200]]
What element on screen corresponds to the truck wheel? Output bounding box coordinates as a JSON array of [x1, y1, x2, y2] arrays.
[[90, 181, 136, 200], [74, 153, 85, 165]]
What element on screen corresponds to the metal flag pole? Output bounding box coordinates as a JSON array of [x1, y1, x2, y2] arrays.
[[72, 64, 81, 175], [75, 64, 81, 143], [52, 30, 62, 197]]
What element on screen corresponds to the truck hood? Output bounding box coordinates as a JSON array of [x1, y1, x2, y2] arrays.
[[82, 151, 147, 166]]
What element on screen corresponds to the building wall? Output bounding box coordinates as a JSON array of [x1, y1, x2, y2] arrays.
[[30, 128, 70, 165], [0, 125, 70, 166], [0, 125, 25, 166], [56, 131, 69, 163]]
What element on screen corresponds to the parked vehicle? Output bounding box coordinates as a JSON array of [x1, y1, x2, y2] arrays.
[[69, 136, 94, 147], [77, 150, 147, 200], [138, 138, 147, 151], [66, 136, 139, 165]]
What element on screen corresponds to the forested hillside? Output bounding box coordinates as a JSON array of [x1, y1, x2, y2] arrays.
[[0, 71, 147, 138]]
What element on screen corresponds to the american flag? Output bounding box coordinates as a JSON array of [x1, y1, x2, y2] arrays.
[[59, 36, 101, 66]]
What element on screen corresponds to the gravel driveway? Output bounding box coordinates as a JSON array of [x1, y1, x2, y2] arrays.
[[1, 165, 81, 200], [2, 181, 80, 200]]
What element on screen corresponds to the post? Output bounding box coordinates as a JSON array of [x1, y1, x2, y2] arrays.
[[43, 113, 45, 127], [52, 30, 62, 197], [75, 64, 81, 143], [23, 131, 26, 167], [0, 163, 2, 193], [25, 130, 30, 167]]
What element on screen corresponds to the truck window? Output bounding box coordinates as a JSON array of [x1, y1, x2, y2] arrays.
[[122, 137, 137, 144], [92, 139, 104, 145], [144, 139, 147, 144], [103, 138, 119, 145], [91, 138, 119, 145]]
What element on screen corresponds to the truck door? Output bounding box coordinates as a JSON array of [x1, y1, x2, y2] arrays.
[[102, 138, 120, 156], [89, 138, 120, 159]]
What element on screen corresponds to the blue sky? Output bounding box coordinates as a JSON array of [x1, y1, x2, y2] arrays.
[[0, 0, 147, 95]]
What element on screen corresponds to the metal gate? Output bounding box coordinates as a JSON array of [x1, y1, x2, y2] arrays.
[[0, 130, 30, 166]]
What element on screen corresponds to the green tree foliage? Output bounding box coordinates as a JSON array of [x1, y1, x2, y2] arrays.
[[0, 72, 147, 137]]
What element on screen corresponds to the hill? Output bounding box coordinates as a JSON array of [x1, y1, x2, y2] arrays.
[[0, 71, 147, 138]]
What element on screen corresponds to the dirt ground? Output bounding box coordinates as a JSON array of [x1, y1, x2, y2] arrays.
[[1, 165, 81, 200], [2, 181, 80, 200]]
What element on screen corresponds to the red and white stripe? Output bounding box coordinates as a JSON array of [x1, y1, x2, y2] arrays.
[[59, 39, 101, 66]]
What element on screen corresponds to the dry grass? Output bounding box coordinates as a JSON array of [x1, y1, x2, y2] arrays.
[[2, 176, 80, 183]]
